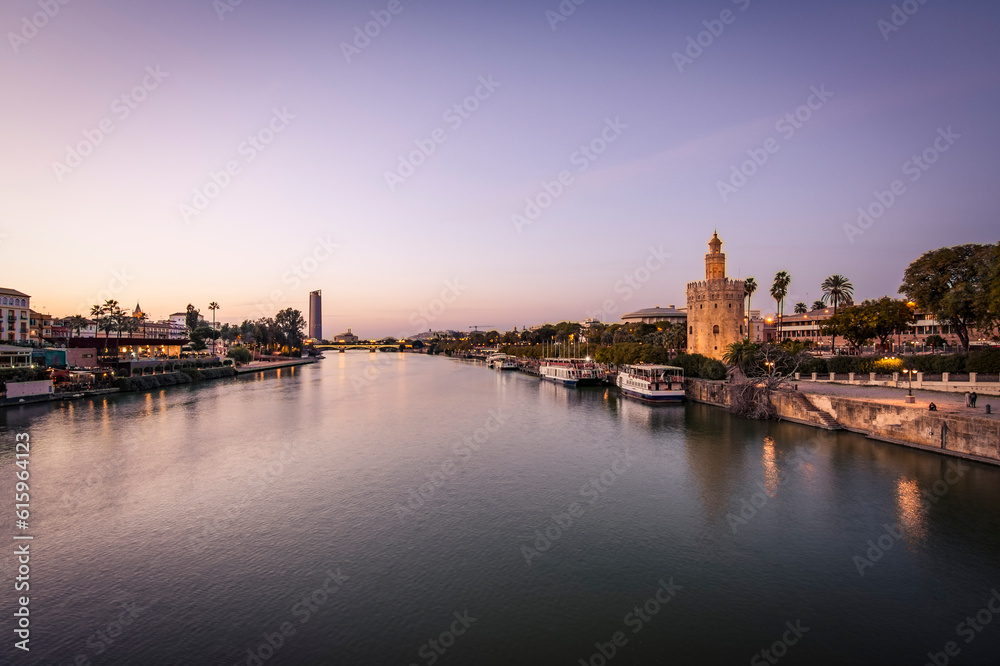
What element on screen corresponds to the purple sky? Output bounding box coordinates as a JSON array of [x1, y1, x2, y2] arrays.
[[3, 0, 998, 337]]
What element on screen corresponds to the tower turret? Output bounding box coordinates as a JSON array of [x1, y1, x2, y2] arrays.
[[705, 231, 726, 281]]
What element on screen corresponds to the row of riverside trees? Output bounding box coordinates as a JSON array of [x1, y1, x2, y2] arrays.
[[741, 272, 856, 344], [740, 242, 1000, 353], [220, 308, 307, 360], [75, 300, 306, 361], [721, 241, 1000, 419]]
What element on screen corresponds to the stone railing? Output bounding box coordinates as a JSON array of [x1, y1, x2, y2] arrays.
[[794, 371, 1000, 396]]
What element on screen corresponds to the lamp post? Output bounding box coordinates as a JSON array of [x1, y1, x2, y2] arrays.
[[906, 301, 916, 352], [903, 368, 915, 403]]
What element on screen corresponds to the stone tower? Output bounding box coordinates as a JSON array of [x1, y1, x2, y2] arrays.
[[685, 232, 746, 361]]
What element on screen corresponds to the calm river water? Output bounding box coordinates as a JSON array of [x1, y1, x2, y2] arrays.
[[2, 353, 1000, 665]]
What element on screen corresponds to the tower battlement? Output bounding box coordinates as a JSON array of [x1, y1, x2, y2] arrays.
[[685, 233, 746, 360], [685, 278, 745, 290]]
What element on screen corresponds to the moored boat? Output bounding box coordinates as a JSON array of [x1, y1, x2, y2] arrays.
[[539, 358, 603, 387], [616, 364, 685, 403], [486, 352, 517, 371]]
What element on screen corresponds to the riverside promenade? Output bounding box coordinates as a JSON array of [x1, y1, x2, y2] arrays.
[[795, 381, 999, 421]]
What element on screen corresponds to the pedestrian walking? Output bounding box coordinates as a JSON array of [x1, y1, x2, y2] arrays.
[[971, 391, 978, 408], [965, 391, 971, 407]]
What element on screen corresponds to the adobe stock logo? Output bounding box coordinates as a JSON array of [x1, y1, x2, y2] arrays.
[[52, 66, 169, 182], [716, 85, 833, 202], [7, 0, 73, 54], [385, 77, 501, 193], [843, 127, 959, 244], [179, 107, 295, 223]]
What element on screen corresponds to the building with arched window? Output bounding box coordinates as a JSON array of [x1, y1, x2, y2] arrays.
[[685, 233, 746, 360]]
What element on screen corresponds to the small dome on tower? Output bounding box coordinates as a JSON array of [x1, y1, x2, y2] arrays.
[[708, 231, 722, 253]]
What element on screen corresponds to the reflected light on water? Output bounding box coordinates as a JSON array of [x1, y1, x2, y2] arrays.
[[896, 476, 927, 542], [762, 437, 779, 497]]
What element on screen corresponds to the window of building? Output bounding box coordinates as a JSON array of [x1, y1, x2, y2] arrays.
[[713, 325, 719, 334], [689, 326, 692, 334]]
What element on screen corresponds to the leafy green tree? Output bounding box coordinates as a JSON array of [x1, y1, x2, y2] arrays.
[[185, 304, 200, 332], [811, 300, 826, 311], [793, 302, 807, 314], [820, 305, 875, 352], [924, 334, 946, 349], [661, 322, 687, 356], [190, 326, 217, 352], [899, 243, 995, 351], [220, 323, 238, 344], [227, 346, 252, 364], [986, 243, 1000, 339], [536, 324, 557, 343], [274, 308, 306, 353], [865, 297, 915, 351]]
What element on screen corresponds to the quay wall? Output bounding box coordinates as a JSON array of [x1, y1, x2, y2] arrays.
[[686, 379, 1000, 465]]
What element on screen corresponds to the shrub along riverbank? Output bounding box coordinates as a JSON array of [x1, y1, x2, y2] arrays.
[[115, 366, 236, 392], [797, 349, 1000, 375]]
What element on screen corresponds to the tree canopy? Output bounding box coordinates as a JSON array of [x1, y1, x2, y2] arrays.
[[899, 243, 996, 350]]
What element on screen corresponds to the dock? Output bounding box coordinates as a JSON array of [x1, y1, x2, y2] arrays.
[[234, 358, 317, 374]]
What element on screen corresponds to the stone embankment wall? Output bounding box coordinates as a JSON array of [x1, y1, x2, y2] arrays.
[[686, 379, 1000, 465]]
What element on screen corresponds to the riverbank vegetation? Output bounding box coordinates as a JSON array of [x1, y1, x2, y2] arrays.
[[220, 308, 306, 357], [115, 365, 237, 392]]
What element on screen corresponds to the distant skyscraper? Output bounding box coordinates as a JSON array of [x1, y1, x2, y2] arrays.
[[308, 290, 322, 340]]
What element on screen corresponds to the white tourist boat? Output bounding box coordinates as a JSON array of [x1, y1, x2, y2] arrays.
[[616, 364, 685, 403], [539, 358, 603, 387], [487, 353, 518, 371]]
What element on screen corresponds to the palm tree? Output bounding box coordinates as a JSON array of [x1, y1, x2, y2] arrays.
[[770, 271, 791, 341], [811, 300, 826, 311], [793, 302, 807, 314], [723, 340, 759, 372], [821, 274, 854, 351], [90, 304, 104, 342], [65, 315, 88, 337], [208, 302, 220, 354], [743, 277, 757, 340]]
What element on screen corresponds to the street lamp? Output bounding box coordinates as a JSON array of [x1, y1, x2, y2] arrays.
[[906, 301, 917, 350]]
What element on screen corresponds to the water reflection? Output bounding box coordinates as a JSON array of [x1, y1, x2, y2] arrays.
[[683, 405, 745, 523], [762, 437, 779, 497], [896, 476, 927, 543]]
